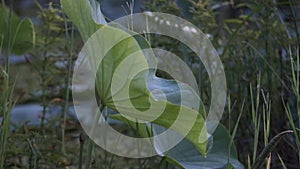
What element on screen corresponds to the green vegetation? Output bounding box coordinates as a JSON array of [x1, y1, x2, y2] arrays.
[[0, 0, 299, 168]]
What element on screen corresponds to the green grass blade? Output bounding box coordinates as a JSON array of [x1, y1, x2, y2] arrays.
[[251, 130, 293, 169]]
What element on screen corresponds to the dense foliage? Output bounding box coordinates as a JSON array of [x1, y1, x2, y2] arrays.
[[0, 0, 299, 168]]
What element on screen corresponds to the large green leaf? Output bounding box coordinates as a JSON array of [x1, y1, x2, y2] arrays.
[[112, 73, 243, 168], [0, 5, 34, 55], [62, 0, 208, 155], [160, 124, 244, 169], [61, 0, 106, 41], [108, 111, 244, 169]]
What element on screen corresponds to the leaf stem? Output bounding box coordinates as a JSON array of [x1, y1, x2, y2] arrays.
[[85, 104, 103, 168]]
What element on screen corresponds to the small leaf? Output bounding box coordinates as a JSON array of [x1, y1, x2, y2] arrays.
[[0, 5, 35, 54], [225, 19, 243, 25]]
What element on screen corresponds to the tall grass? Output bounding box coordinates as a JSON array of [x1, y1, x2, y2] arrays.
[[284, 48, 300, 163], [146, 0, 300, 167], [0, 0, 299, 168], [0, 0, 15, 167]]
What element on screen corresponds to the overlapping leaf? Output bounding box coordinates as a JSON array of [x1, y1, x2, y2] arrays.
[[62, 0, 208, 155]]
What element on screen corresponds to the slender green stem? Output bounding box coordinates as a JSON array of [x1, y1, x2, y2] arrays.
[[157, 156, 166, 169], [61, 14, 75, 155], [85, 138, 95, 169], [40, 17, 50, 133], [261, 92, 271, 147], [286, 48, 300, 162], [27, 138, 38, 169], [228, 98, 244, 164], [85, 105, 103, 169], [108, 153, 115, 169], [250, 74, 261, 163]]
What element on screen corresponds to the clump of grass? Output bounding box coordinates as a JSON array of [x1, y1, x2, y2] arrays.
[[284, 47, 300, 163], [252, 130, 293, 169], [145, 0, 300, 167], [0, 0, 16, 167]]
